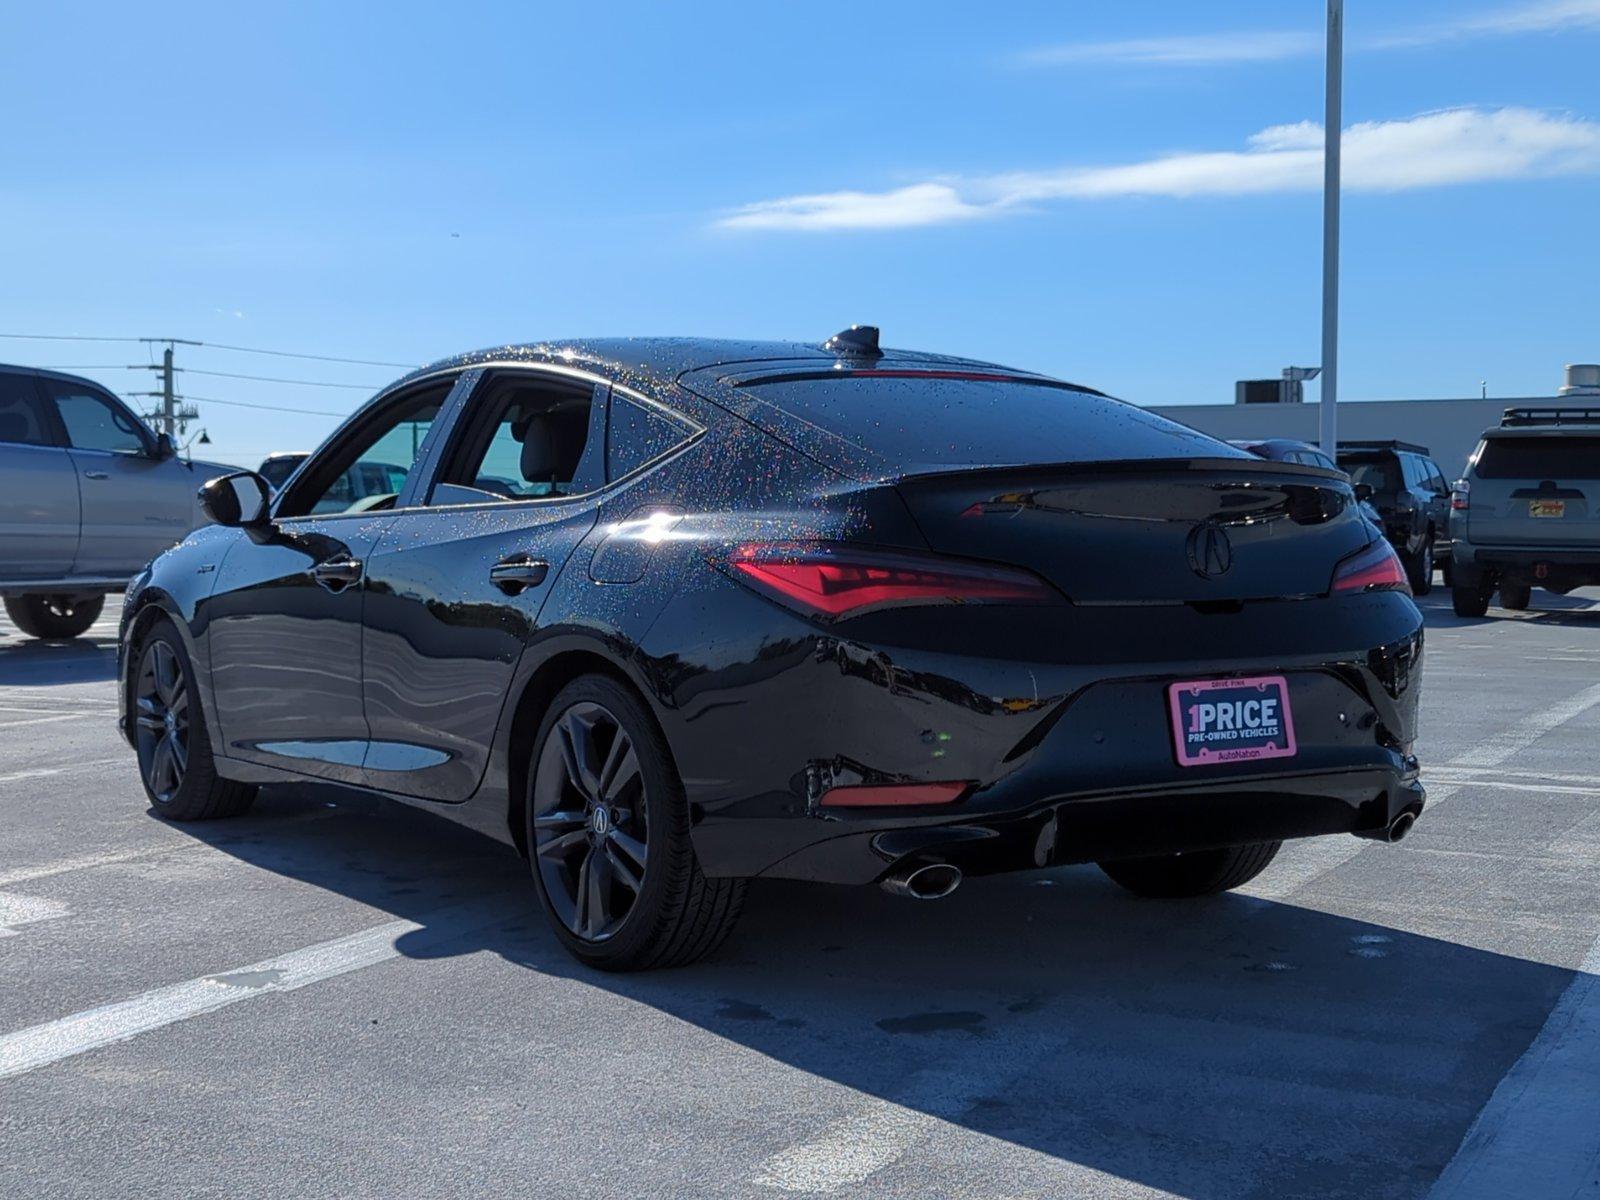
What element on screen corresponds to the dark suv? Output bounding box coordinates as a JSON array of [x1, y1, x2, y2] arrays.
[[1336, 441, 1451, 594]]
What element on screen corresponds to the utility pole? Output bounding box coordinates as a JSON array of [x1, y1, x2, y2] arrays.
[[159, 344, 176, 439], [131, 337, 201, 440], [1319, 0, 1343, 457]]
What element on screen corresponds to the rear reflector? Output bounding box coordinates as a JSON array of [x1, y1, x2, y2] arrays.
[[1331, 539, 1411, 595], [725, 543, 1060, 619], [820, 782, 971, 808]]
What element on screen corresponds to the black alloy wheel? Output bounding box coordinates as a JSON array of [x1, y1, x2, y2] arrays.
[[131, 621, 256, 820], [135, 637, 190, 804], [532, 699, 650, 942], [526, 674, 745, 971]]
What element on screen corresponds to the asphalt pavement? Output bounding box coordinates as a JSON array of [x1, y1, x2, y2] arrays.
[[1, 586, 1598, 1199]]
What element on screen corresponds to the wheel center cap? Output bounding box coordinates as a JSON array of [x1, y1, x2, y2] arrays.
[[590, 807, 610, 836], [163, 711, 176, 734]]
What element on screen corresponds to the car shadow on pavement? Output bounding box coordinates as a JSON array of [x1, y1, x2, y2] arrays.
[[0, 634, 119, 686], [168, 785, 1575, 1200]]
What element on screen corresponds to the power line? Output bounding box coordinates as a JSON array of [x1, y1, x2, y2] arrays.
[[0, 332, 416, 368], [176, 394, 351, 417], [180, 368, 381, 390], [187, 340, 414, 369], [0, 333, 143, 343]]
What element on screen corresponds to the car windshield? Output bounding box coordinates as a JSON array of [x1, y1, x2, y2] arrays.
[[1475, 436, 1600, 479]]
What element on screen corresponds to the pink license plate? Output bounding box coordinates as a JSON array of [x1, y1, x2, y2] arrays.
[[1168, 675, 1297, 767]]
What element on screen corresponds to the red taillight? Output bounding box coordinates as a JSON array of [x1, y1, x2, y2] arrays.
[[724, 544, 1060, 618], [1332, 539, 1411, 596], [1450, 479, 1470, 511], [820, 781, 971, 808]]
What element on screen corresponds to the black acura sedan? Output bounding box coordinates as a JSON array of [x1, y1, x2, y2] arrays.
[[117, 328, 1425, 970]]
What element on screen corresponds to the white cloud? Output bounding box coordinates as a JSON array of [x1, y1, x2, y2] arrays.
[[717, 182, 990, 232], [1018, 31, 1316, 67], [715, 108, 1600, 232], [1020, 0, 1600, 67]]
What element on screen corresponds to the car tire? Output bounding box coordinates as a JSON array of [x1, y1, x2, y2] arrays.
[[1098, 841, 1281, 898], [1499, 582, 1532, 610], [1452, 578, 1493, 618], [132, 620, 257, 821], [526, 674, 746, 971], [4, 593, 105, 640], [1440, 558, 1454, 588], [1405, 536, 1434, 596]]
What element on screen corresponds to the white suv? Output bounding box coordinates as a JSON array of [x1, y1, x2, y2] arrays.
[[1448, 406, 1600, 616]]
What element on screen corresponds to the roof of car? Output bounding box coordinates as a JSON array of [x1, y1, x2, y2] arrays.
[[1229, 438, 1322, 454], [394, 336, 1083, 395], [1337, 440, 1431, 456]]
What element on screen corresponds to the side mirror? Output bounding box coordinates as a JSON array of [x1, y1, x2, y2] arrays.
[[199, 471, 271, 527], [153, 432, 176, 461], [1353, 483, 1374, 502]]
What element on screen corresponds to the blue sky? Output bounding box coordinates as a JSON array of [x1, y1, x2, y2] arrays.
[[2, 0, 1597, 468]]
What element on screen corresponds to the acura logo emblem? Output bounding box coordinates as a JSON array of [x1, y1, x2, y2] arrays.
[[1187, 522, 1233, 579]]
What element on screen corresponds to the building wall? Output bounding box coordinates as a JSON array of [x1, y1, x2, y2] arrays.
[[1143, 397, 1546, 479]]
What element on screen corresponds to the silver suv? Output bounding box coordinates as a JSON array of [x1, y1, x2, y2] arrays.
[[0, 365, 237, 639], [1449, 405, 1600, 616]]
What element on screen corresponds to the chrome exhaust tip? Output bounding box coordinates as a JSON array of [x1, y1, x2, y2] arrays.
[[1386, 810, 1418, 843], [880, 862, 963, 900]]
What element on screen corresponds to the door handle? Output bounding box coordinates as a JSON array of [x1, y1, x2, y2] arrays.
[[489, 555, 549, 595], [83, 470, 110, 481], [312, 555, 364, 592]]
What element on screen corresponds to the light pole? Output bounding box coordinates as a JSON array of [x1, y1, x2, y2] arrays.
[[1318, 0, 1343, 456]]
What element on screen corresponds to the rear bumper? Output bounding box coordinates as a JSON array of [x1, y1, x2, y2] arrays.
[[761, 766, 1426, 885], [1451, 545, 1600, 589]]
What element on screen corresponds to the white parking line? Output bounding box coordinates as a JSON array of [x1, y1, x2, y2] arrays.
[[0, 714, 82, 730], [1243, 680, 1600, 902], [0, 848, 171, 888], [0, 758, 128, 787], [751, 1012, 1066, 1195], [1425, 777, 1600, 798], [1428, 934, 1600, 1199], [0, 899, 504, 1081], [1450, 681, 1600, 770]]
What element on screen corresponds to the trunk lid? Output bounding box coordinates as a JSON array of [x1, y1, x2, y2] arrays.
[[896, 459, 1369, 604]]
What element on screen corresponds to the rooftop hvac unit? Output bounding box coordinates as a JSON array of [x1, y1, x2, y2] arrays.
[[1235, 379, 1305, 404], [1559, 363, 1600, 397]]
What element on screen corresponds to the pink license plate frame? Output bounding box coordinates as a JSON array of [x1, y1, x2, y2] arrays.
[[1168, 675, 1297, 768]]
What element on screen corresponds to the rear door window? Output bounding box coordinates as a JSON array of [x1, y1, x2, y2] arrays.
[[0, 374, 53, 446], [1475, 437, 1600, 479], [431, 374, 605, 504]]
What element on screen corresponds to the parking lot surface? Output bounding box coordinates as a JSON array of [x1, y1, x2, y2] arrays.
[[2, 590, 1598, 1199]]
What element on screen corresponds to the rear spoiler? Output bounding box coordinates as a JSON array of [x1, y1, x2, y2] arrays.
[[896, 455, 1351, 487]]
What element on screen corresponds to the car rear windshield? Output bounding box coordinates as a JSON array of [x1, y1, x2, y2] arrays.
[[1475, 436, 1600, 479], [734, 374, 1222, 467], [1340, 458, 1400, 492]]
